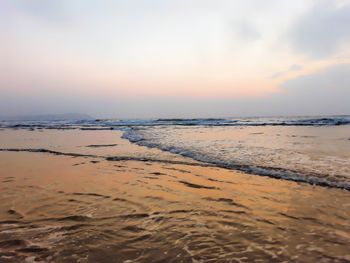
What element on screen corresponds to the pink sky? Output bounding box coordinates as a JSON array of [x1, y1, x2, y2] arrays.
[[1, 0, 350, 117]]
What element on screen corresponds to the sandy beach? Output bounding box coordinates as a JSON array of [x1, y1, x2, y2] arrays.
[[1, 129, 349, 262]]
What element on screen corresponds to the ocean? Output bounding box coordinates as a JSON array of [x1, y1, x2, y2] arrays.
[[2, 115, 349, 190], [1, 116, 350, 262]]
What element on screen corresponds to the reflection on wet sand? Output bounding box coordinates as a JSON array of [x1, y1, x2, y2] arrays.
[[0, 130, 349, 262]]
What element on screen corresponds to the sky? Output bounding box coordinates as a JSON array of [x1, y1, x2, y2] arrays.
[[1, 0, 350, 118]]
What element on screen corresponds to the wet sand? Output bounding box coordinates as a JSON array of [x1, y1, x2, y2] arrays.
[[0, 129, 349, 262]]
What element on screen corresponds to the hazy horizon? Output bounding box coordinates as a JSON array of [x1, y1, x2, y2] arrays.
[[1, 113, 350, 122], [1, 0, 350, 118]]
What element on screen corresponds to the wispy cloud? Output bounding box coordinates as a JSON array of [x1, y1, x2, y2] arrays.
[[270, 64, 302, 79]]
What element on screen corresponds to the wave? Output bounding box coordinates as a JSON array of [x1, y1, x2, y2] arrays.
[[1, 116, 350, 129], [153, 116, 350, 126], [87, 116, 350, 127], [122, 129, 350, 191]]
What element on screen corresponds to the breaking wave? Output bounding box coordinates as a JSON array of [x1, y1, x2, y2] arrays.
[[122, 128, 350, 191], [1, 116, 350, 129]]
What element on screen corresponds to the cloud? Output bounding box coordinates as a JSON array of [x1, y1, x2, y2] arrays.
[[233, 21, 261, 42], [278, 63, 350, 114], [283, 63, 350, 93], [270, 64, 302, 79], [1, 64, 348, 118], [289, 0, 350, 58], [289, 64, 302, 71], [4, 0, 68, 24]]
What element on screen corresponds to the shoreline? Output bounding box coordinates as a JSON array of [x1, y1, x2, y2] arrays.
[[1, 129, 350, 262], [1, 146, 350, 192]]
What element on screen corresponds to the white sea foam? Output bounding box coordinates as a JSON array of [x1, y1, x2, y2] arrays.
[[1, 116, 350, 129], [122, 125, 350, 190]]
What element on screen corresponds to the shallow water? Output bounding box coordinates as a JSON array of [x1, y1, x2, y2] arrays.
[[1, 152, 350, 262], [0, 129, 191, 163], [124, 125, 350, 189], [1, 116, 349, 190], [0, 129, 350, 262]]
